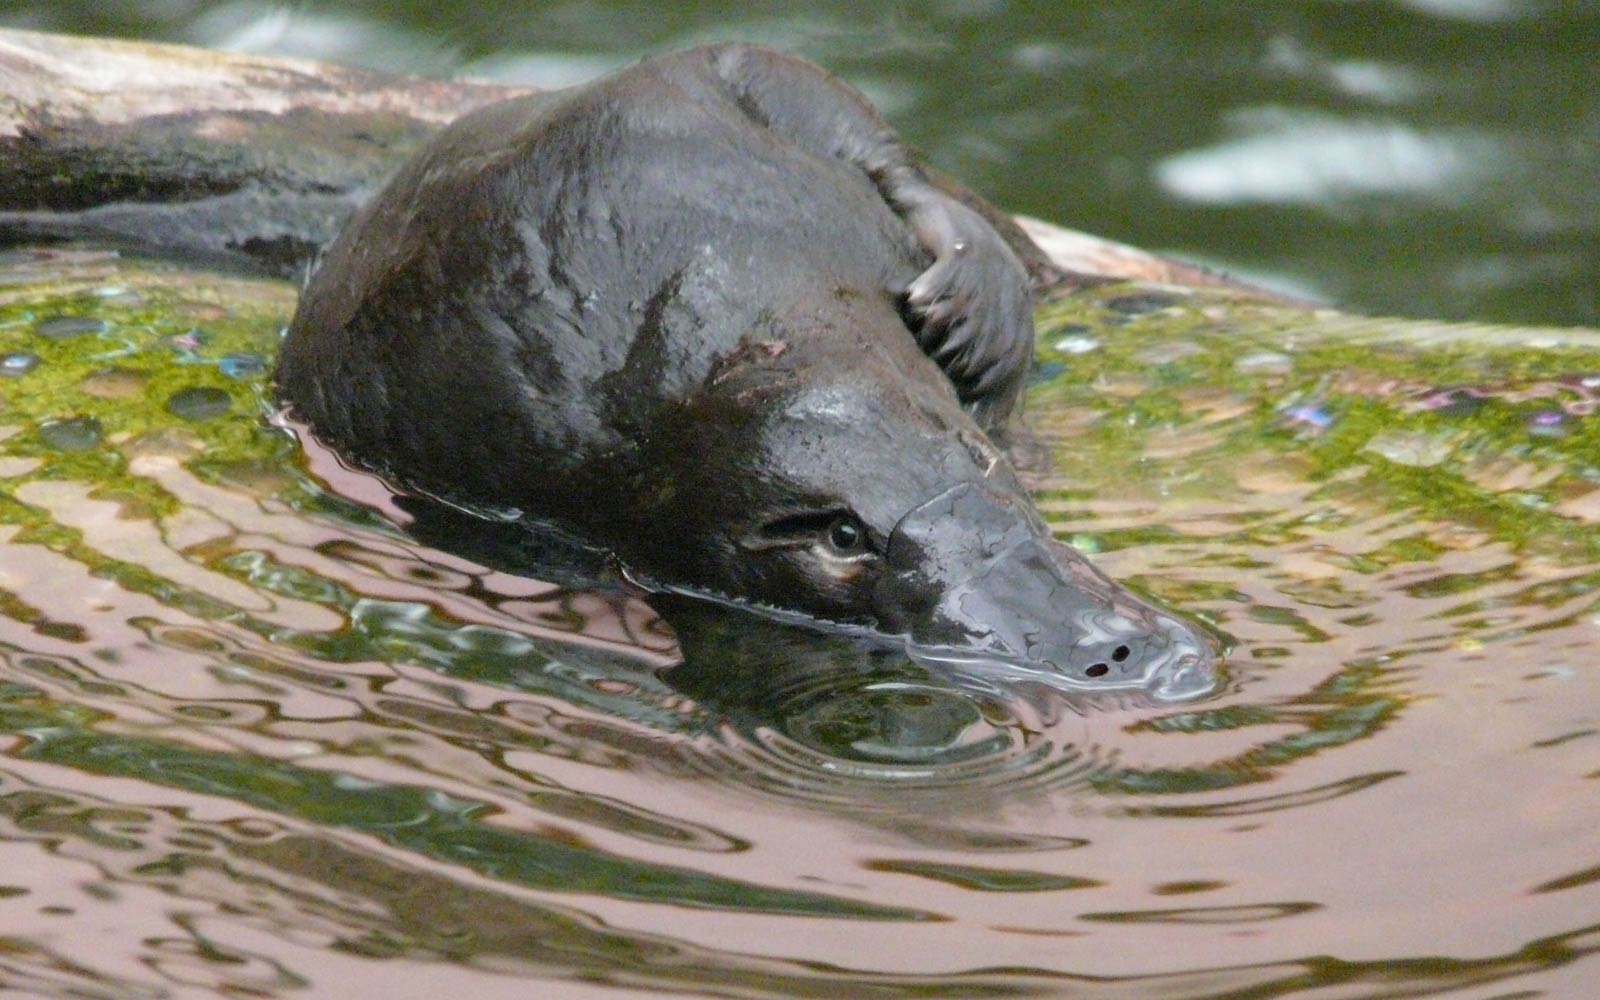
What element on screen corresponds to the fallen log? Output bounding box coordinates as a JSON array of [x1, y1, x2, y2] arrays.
[[0, 29, 530, 273], [0, 28, 1273, 295]]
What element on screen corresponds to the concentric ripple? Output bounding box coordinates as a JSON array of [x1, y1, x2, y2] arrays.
[[660, 640, 1126, 810]]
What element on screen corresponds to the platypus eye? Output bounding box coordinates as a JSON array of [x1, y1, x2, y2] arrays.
[[824, 514, 867, 556], [750, 509, 877, 560]]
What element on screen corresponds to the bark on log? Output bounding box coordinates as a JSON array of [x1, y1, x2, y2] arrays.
[[0, 28, 1278, 296], [0, 29, 532, 273]]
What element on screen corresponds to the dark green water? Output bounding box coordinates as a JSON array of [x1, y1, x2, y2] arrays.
[[3, 0, 1597, 327]]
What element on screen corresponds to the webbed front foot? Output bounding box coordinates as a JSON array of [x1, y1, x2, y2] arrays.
[[901, 196, 1034, 429]]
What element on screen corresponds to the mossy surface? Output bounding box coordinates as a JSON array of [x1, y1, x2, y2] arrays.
[[1026, 283, 1600, 564]]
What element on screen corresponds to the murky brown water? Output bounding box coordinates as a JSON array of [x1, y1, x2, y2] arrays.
[[1, 250, 1597, 998]]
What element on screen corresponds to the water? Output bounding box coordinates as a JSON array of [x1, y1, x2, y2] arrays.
[[2, 0, 1597, 329], [1, 249, 1597, 997]]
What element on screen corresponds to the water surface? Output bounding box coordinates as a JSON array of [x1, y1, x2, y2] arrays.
[[0, 250, 1596, 998]]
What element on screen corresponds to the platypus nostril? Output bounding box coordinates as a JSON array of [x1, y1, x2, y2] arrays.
[[1065, 630, 1155, 680]]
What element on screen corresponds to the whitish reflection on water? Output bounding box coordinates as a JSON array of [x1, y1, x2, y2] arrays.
[[0, 250, 1597, 998]]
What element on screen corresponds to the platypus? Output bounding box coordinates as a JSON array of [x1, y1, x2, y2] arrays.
[[276, 44, 1215, 697]]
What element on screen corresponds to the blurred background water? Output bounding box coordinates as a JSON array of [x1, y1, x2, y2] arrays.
[[3, 0, 1596, 328]]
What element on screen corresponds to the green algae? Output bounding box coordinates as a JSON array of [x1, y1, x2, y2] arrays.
[[1029, 283, 1600, 566], [0, 255, 297, 512]]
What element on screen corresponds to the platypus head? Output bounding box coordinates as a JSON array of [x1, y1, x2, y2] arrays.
[[620, 307, 1217, 702]]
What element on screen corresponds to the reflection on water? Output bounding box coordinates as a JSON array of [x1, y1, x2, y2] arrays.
[[1154, 109, 1498, 203], [1, 250, 1599, 997]]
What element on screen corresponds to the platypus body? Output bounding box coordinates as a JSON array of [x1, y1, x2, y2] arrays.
[[277, 44, 1214, 696]]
